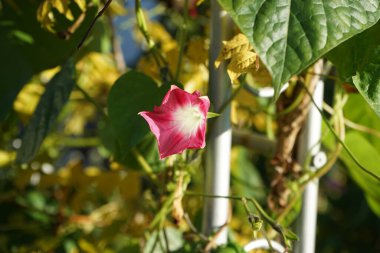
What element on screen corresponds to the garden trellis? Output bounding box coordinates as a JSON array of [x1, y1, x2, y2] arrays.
[[202, 3, 327, 252]]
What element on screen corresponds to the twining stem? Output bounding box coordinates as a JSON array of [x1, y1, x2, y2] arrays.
[[323, 103, 380, 139], [275, 90, 346, 226], [135, 0, 160, 66], [174, 0, 189, 81], [302, 84, 380, 181], [77, 0, 113, 50]]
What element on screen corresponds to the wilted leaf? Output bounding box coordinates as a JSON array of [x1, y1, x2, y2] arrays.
[[215, 33, 253, 68], [227, 51, 257, 84]]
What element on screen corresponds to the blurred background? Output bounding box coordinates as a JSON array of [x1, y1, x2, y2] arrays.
[[0, 0, 379, 252]]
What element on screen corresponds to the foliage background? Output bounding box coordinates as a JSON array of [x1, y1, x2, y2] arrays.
[[1, 0, 380, 252]]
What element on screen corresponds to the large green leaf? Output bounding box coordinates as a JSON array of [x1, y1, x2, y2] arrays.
[[107, 71, 170, 151], [328, 22, 380, 117], [16, 60, 76, 163], [218, 0, 380, 98]]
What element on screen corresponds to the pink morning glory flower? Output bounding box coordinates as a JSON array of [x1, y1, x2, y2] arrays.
[[139, 85, 210, 159]]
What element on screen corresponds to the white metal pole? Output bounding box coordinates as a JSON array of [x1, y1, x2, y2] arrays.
[[294, 80, 325, 253], [202, 0, 231, 245]]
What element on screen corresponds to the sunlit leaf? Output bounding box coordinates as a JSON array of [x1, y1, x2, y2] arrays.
[[218, 0, 380, 98]]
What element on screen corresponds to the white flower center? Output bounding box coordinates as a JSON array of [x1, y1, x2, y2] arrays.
[[172, 105, 203, 137]]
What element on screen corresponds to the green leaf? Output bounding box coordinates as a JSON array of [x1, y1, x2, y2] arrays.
[[284, 229, 299, 241], [108, 71, 170, 151], [343, 94, 380, 151], [328, 22, 380, 117], [99, 120, 165, 172], [352, 46, 380, 117], [218, 0, 380, 98], [340, 132, 380, 217], [206, 112, 220, 119], [16, 59, 76, 163], [366, 194, 380, 217]]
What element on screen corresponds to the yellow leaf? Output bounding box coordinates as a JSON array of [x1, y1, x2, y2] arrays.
[[37, 0, 75, 31], [215, 33, 253, 68], [37, 1, 55, 32], [229, 51, 257, 72], [14, 83, 45, 120], [227, 51, 257, 84], [52, 0, 74, 20]]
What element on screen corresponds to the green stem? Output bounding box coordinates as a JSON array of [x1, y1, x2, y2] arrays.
[[185, 191, 287, 244], [131, 148, 157, 181], [174, 0, 189, 81], [135, 0, 160, 65], [135, 0, 173, 80], [303, 84, 380, 181], [77, 0, 113, 50], [149, 191, 176, 229]]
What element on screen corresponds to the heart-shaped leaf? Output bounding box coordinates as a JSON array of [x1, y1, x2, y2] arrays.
[[218, 0, 380, 98], [108, 71, 170, 151]]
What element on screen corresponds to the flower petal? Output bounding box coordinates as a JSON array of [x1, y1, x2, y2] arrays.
[[139, 85, 210, 159]]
